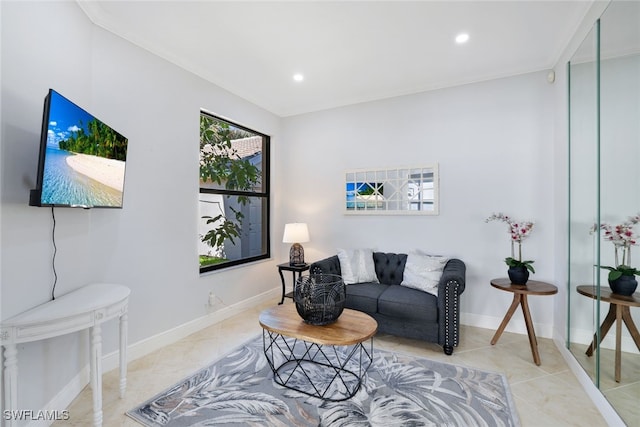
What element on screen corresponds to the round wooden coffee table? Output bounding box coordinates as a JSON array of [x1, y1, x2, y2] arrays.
[[259, 304, 377, 401]]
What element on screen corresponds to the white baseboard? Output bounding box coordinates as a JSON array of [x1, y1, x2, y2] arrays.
[[25, 366, 89, 427], [552, 333, 625, 427], [461, 311, 555, 339], [31, 287, 279, 427], [102, 287, 279, 372], [570, 326, 640, 354]]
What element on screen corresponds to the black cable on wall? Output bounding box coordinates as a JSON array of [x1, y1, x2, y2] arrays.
[[51, 206, 58, 300]]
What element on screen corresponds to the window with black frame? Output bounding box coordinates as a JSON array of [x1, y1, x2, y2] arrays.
[[198, 112, 270, 273]]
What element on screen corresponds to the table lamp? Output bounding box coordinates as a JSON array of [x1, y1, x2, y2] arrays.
[[283, 223, 310, 266]]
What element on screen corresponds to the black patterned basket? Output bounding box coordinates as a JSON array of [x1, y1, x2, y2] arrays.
[[294, 274, 346, 325]]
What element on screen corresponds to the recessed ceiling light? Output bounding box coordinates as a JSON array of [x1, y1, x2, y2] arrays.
[[455, 33, 469, 44], [293, 73, 304, 82]]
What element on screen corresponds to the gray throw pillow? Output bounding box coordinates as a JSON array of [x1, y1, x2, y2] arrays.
[[401, 251, 448, 296], [337, 248, 379, 284]]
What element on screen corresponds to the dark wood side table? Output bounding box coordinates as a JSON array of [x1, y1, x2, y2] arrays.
[[576, 285, 640, 382], [277, 262, 309, 304], [490, 278, 558, 365]]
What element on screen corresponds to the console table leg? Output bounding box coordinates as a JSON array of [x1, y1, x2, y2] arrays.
[[3, 344, 18, 427], [119, 312, 128, 398], [90, 325, 103, 427]]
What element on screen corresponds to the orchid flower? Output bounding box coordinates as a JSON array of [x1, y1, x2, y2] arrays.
[[486, 213, 535, 261], [591, 213, 640, 267]]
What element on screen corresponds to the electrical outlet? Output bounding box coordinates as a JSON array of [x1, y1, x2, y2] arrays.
[[208, 291, 217, 307]]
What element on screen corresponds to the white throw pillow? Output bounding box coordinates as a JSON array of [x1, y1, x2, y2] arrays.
[[337, 248, 379, 284], [401, 252, 449, 296]]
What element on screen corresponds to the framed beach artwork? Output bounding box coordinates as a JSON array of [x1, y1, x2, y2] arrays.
[[345, 165, 439, 215]]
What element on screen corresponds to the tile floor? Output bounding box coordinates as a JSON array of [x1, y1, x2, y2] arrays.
[[56, 301, 612, 426], [570, 343, 640, 426]]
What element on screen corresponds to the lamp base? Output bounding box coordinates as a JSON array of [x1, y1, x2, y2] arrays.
[[289, 243, 305, 266]]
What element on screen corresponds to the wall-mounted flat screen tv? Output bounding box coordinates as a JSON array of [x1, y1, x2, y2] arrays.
[[29, 89, 128, 208]]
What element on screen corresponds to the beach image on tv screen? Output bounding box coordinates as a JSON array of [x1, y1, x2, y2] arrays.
[[41, 91, 127, 207]]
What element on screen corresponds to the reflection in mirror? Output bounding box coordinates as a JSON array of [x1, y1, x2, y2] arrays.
[[568, 17, 601, 397], [568, 1, 640, 424], [598, 1, 640, 423], [345, 165, 438, 214]]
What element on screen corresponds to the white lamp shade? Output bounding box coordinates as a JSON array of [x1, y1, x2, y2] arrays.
[[283, 223, 310, 243]]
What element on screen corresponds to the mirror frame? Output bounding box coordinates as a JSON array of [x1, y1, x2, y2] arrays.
[[345, 164, 439, 215]]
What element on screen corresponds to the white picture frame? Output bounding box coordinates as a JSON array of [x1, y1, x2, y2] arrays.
[[344, 164, 439, 215]]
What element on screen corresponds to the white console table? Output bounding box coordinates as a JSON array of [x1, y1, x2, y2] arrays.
[[1, 283, 130, 427]]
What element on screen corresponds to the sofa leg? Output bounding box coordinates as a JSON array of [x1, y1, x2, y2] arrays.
[[443, 345, 453, 355]]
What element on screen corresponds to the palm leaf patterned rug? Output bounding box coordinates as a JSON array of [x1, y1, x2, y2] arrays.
[[127, 335, 520, 426]]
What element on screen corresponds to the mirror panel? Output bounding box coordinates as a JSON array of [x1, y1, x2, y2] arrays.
[[569, 1, 640, 423], [598, 0, 640, 419], [568, 20, 601, 387]]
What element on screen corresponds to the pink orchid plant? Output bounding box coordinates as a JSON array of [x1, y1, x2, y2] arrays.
[[486, 213, 535, 272], [591, 214, 640, 280]]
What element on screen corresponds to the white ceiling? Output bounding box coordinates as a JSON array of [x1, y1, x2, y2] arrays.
[[78, 1, 595, 117]]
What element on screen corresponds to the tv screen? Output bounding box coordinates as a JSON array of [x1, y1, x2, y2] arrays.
[[29, 89, 128, 208]]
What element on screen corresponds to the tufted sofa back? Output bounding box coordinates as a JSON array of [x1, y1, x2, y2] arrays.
[[373, 252, 407, 286], [310, 252, 409, 286]]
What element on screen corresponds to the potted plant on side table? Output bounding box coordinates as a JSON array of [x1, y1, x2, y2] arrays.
[[592, 214, 640, 296], [486, 213, 535, 285]]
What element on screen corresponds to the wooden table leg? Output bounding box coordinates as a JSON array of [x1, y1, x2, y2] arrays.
[[586, 304, 639, 383], [621, 306, 640, 352], [491, 294, 521, 345], [586, 304, 617, 357], [615, 304, 622, 382], [520, 295, 541, 365]]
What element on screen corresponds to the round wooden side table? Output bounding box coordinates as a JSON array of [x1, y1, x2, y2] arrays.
[[576, 285, 640, 382], [490, 278, 558, 365]]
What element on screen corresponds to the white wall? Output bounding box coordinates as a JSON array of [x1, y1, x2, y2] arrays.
[[0, 0, 618, 420], [1, 1, 282, 418], [281, 71, 558, 335], [1, 1, 96, 414]]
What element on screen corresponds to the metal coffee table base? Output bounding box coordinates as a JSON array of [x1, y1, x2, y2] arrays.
[[262, 330, 373, 401]]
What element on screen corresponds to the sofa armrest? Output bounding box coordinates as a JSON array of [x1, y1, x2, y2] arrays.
[[309, 255, 342, 276], [437, 258, 466, 354], [439, 259, 466, 295]]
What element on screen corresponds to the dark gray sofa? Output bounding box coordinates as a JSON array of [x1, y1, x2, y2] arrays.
[[310, 252, 466, 355]]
